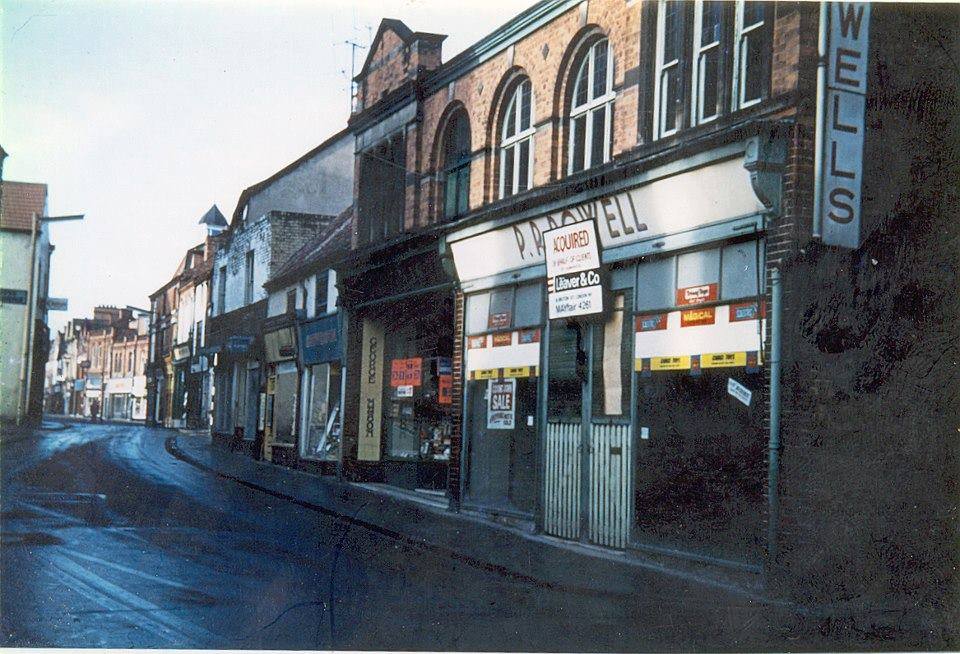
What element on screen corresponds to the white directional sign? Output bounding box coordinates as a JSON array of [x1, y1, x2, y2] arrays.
[[817, 2, 871, 249], [543, 220, 603, 320]]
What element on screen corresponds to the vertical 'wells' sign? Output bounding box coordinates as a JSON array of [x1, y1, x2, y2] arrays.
[[818, 2, 871, 249]]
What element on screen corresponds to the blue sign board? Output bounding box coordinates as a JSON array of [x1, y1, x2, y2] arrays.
[[0, 288, 28, 305], [299, 314, 340, 366], [226, 335, 254, 353]]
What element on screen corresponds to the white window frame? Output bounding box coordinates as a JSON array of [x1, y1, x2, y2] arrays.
[[691, 0, 723, 126], [567, 38, 615, 174], [732, 0, 766, 110], [499, 78, 536, 198], [653, 0, 681, 139]]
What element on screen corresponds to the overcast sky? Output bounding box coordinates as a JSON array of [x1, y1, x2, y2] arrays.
[[2, 0, 531, 334]]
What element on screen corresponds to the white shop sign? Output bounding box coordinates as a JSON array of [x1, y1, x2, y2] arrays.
[[544, 220, 603, 320], [727, 378, 753, 407], [817, 2, 871, 249], [450, 157, 763, 282], [487, 379, 516, 430]]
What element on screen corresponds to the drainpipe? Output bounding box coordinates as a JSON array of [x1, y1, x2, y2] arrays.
[[812, 0, 829, 239], [17, 213, 40, 425], [767, 267, 783, 561]]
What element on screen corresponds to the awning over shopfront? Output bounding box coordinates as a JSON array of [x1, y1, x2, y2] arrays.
[[298, 314, 340, 366]]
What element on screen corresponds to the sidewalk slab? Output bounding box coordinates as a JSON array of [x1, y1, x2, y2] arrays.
[[168, 433, 806, 639]]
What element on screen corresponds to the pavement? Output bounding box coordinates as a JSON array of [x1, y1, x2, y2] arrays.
[[169, 431, 791, 610]]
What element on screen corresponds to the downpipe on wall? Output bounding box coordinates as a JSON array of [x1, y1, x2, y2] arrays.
[[767, 267, 783, 563]]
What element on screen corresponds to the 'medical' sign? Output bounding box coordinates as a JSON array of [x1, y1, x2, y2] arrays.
[[543, 220, 603, 320], [817, 2, 871, 249]]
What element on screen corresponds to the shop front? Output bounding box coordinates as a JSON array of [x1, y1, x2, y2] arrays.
[[263, 321, 299, 465], [297, 313, 343, 473], [444, 135, 781, 562], [341, 237, 455, 492], [207, 300, 266, 453]]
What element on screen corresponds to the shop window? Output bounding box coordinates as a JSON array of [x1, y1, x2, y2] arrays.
[[676, 248, 721, 289], [233, 366, 247, 430], [547, 320, 584, 423], [569, 38, 615, 174], [300, 362, 341, 461], [652, 0, 771, 140], [513, 283, 544, 328], [465, 283, 543, 334], [357, 130, 407, 245], [465, 292, 491, 335], [721, 240, 762, 300], [591, 292, 634, 418], [441, 110, 471, 219], [271, 365, 298, 445], [500, 78, 535, 198], [636, 256, 677, 312]]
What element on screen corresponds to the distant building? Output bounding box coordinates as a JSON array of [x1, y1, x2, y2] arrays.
[[0, 178, 52, 425], [146, 206, 225, 429]]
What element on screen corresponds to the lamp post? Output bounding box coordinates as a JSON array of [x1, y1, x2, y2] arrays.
[[18, 212, 85, 425]]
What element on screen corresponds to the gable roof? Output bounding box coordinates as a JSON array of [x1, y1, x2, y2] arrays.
[[354, 18, 447, 82], [0, 180, 47, 232], [265, 206, 354, 290], [229, 127, 351, 226]]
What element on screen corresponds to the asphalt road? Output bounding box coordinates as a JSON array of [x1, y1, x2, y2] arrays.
[[1, 421, 808, 651]]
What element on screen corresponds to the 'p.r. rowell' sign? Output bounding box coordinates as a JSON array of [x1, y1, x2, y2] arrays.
[[544, 220, 603, 320], [817, 2, 871, 249]]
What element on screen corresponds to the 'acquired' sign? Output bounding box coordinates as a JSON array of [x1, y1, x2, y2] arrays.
[[544, 220, 604, 320]]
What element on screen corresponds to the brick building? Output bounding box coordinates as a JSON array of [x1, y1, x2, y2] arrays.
[[331, 0, 958, 630]]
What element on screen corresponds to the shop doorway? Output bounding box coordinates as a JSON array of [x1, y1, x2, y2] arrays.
[[543, 291, 633, 548]]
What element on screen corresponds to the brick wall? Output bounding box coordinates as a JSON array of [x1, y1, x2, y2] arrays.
[[770, 4, 959, 639]]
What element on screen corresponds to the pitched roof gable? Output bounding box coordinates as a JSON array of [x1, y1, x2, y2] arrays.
[[0, 181, 47, 232]]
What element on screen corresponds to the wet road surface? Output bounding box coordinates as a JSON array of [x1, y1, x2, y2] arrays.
[[2, 422, 794, 650]]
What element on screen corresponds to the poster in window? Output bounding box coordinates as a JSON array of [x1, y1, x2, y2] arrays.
[[487, 379, 516, 430], [390, 357, 422, 387]]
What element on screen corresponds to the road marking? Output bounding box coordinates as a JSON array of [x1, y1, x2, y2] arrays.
[[48, 548, 219, 646]]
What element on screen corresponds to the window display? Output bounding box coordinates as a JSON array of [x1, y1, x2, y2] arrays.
[[300, 362, 341, 461], [464, 282, 543, 515], [632, 238, 765, 560]]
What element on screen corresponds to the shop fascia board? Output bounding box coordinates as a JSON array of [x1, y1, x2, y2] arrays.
[[456, 212, 763, 294], [446, 139, 752, 246]]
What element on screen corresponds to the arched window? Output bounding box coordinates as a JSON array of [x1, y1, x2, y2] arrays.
[[499, 78, 534, 198], [441, 110, 471, 220], [568, 38, 614, 174]]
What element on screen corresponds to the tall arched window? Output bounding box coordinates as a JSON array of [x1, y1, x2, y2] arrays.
[[568, 38, 614, 174], [499, 78, 534, 198], [441, 110, 471, 220]]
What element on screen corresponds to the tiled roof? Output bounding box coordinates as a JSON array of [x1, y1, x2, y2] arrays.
[[1, 181, 47, 232], [266, 206, 354, 289]]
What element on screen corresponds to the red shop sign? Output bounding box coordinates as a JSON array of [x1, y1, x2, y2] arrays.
[[390, 357, 423, 387], [676, 283, 718, 306]]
